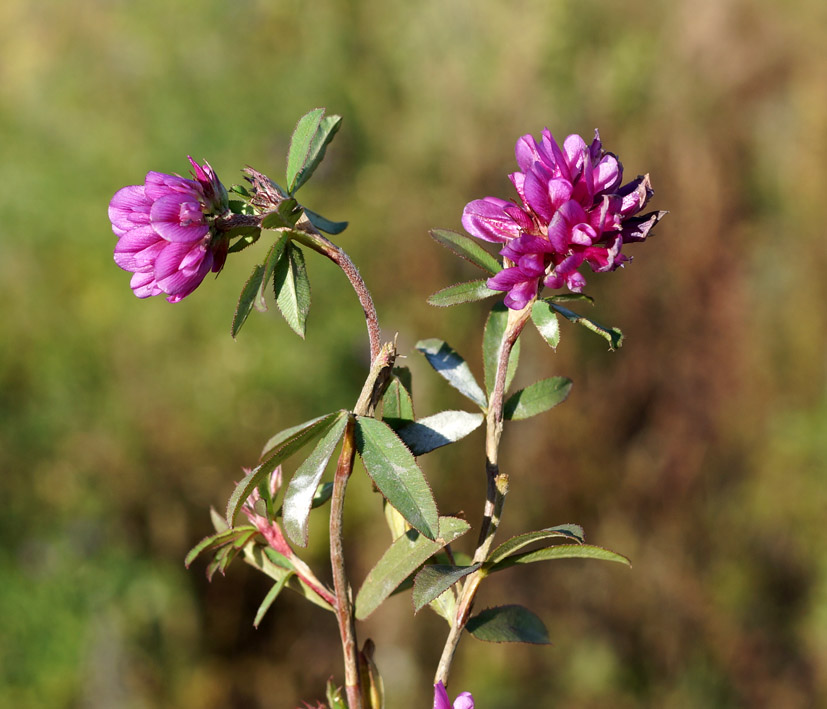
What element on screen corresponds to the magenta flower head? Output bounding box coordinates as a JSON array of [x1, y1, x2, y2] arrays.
[[434, 681, 474, 709], [462, 129, 664, 309], [109, 157, 230, 303]]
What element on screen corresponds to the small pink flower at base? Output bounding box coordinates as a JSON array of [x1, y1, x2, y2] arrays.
[[462, 129, 664, 309], [434, 681, 474, 709], [109, 157, 230, 303]]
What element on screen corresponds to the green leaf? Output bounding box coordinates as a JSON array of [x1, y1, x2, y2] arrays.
[[489, 543, 632, 572], [326, 680, 347, 709], [231, 263, 265, 339], [354, 516, 470, 620], [311, 482, 334, 509], [483, 302, 520, 397], [354, 416, 439, 540], [395, 411, 483, 456], [184, 525, 258, 568], [415, 339, 487, 410], [260, 198, 301, 229], [546, 293, 594, 305], [531, 300, 561, 350], [260, 414, 332, 459], [283, 412, 349, 546], [253, 572, 294, 628], [503, 377, 572, 421], [286, 108, 343, 194], [226, 413, 339, 526], [210, 506, 229, 533], [428, 229, 501, 275], [382, 369, 415, 427], [485, 524, 585, 566], [202, 527, 259, 580], [226, 228, 262, 253], [273, 242, 312, 338], [549, 302, 623, 350], [255, 233, 290, 312], [244, 546, 334, 612], [412, 563, 480, 613], [427, 280, 500, 307], [467, 605, 551, 644], [263, 547, 295, 570], [304, 207, 348, 235]]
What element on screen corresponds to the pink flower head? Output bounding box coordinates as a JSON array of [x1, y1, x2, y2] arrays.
[[109, 157, 230, 303], [434, 681, 474, 709], [463, 129, 664, 309]]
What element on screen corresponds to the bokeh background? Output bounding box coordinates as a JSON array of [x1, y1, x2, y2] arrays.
[[2, 0, 825, 707]]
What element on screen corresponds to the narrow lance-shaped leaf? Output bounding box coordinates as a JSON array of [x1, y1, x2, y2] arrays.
[[547, 293, 594, 305], [282, 412, 349, 546], [253, 572, 294, 628], [428, 280, 500, 308], [184, 525, 257, 568], [415, 339, 487, 410], [382, 369, 415, 429], [304, 207, 348, 235], [549, 302, 623, 350], [226, 413, 339, 526], [429, 229, 501, 275], [412, 563, 481, 613], [261, 414, 333, 459], [354, 416, 439, 540], [354, 516, 470, 620], [286, 109, 343, 194], [503, 377, 573, 421], [466, 605, 551, 645], [244, 545, 333, 612], [255, 233, 290, 313], [273, 242, 312, 338], [483, 302, 521, 396], [232, 263, 265, 339], [531, 299, 561, 350], [395, 410, 483, 456], [489, 543, 632, 572], [485, 524, 585, 566]]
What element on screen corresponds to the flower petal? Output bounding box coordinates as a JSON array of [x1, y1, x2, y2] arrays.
[[515, 134, 540, 173], [144, 171, 201, 200], [109, 185, 151, 235], [453, 693, 475, 709], [150, 193, 209, 243], [433, 682, 451, 709], [130, 271, 162, 298], [462, 197, 523, 243], [503, 278, 538, 309]]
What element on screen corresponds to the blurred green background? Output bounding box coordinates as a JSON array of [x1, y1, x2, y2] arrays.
[[2, 0, 825, 706]]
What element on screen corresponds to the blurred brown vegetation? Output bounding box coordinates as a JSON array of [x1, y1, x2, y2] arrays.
[[1, 0, 826, 707]]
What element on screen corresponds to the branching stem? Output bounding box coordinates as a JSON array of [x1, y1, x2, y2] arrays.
[[435, 303, 532, 686]]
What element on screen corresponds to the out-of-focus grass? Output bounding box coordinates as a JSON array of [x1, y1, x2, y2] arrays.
[[1, 0, 826, 706]]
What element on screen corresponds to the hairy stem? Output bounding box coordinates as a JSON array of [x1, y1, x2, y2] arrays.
[[330, 418, 362, 709], [435, 303, 532, 686], [329, 343, 397, 709]]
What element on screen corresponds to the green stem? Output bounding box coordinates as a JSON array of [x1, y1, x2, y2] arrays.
[[434, 303, 532, 687]]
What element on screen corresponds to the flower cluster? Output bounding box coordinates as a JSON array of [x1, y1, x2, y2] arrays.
[[109, 158, 230, 303], [462, 129, 663, 309], [434, 681, 474, 709]]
